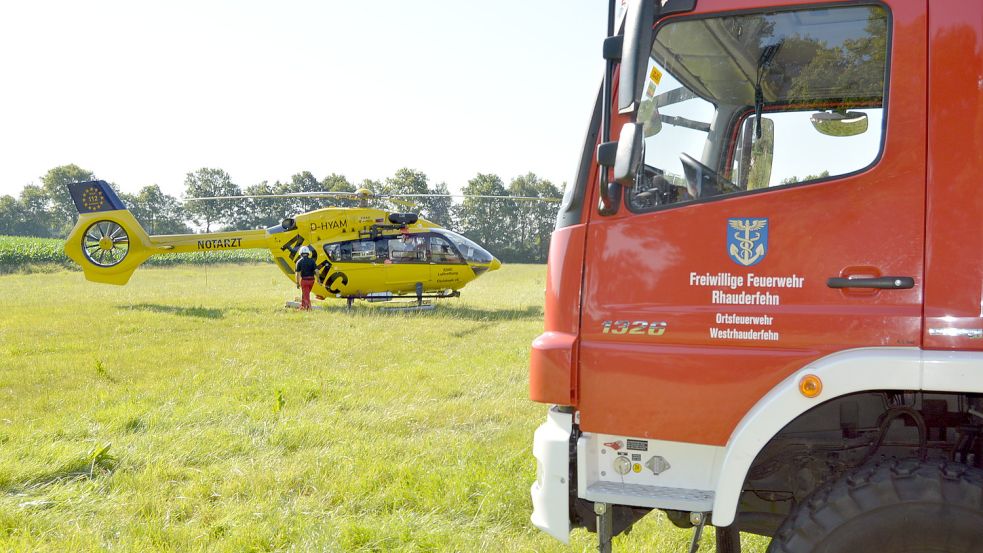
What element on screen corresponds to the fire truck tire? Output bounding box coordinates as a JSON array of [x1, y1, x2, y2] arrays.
[[766, 458, 983, 553]]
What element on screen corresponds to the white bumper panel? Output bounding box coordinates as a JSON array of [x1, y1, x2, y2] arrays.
[[577, 432, 721, 512], [531, 408, 573, 543]]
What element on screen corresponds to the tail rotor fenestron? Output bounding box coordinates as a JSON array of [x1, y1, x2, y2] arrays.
[[81, 220, 130, 267]]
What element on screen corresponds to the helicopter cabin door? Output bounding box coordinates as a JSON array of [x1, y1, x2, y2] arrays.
[[428, 233, 470, 291], [382, 234, 432, 294]]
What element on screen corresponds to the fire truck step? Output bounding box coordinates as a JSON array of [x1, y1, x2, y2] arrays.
[[585, 481, 714, 512]]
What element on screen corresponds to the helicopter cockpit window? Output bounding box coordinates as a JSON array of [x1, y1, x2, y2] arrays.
[[430, 235, 464, 264], [388, 235, 429, 263], [628, 5, 888, 212], [436, 229, 494, 265]]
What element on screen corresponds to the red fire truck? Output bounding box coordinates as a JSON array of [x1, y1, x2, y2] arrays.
[[529, 1, 983, 551]]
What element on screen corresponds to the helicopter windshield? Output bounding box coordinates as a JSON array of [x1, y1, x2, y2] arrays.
[[434, 229, 494, 264]]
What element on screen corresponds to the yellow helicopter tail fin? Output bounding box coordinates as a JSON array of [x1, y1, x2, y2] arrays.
[[63, 180, 154, 285]]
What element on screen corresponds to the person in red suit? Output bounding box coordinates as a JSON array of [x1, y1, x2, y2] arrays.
[[294, 246, 317, 310]]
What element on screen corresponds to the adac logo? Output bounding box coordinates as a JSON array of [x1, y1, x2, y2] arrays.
[[727, 218, 768, 266], [81, 186, 107, 211]]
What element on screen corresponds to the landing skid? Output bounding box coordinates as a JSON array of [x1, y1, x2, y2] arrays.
[[343, 289, 460, 310]]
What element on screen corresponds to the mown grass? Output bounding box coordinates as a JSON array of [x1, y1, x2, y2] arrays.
[[0, 264, 770, 552], [0, 235, 270, 274]]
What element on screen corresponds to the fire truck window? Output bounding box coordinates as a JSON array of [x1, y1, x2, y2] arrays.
[[388, 235, 429, 263], [628, 5, 888, 212], [430, 235, 464, 264], [733, 109, 884, 187]]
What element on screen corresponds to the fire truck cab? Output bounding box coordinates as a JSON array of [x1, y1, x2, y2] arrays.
[[530, 0, 983, 551]]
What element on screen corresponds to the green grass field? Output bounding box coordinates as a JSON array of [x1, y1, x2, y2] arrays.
[[0, 264, 769, 552]]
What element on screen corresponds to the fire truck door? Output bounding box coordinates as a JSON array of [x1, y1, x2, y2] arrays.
[[577, 1, 927, 446]]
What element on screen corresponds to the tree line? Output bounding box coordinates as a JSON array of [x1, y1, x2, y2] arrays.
[[0, 164, 562, 263]]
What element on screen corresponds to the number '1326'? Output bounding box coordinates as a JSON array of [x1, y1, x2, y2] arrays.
[[601, 320, 668, 336]]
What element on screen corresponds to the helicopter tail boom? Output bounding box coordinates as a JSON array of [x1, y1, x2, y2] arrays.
[[63, 180, 267, 285]]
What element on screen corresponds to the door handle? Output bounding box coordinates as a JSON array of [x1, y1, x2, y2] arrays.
[[826, 276, 915, 289]]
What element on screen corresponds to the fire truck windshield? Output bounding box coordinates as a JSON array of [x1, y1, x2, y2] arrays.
[[628, 5, 888, 212]]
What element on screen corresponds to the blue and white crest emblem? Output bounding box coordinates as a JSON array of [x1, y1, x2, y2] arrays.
[[727, 218, 768, 266]]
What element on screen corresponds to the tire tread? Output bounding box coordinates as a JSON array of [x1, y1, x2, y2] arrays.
[[766, 459, 983, 553]]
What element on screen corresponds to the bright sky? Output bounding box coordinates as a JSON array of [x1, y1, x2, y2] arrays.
[[0, 1, 607, 198]]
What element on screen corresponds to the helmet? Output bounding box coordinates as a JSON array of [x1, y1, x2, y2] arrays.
[[299, 246, 312, 256]]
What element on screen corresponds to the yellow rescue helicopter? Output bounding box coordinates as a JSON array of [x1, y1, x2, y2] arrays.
[[62, 180, 538, 307]]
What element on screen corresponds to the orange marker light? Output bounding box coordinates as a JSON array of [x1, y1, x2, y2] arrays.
[[799, 374, 823, 398]]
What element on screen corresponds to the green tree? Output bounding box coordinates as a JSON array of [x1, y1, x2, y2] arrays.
[[275, 171, 326, 214], [320, 173, 357, 207], [0, 195, 46, 236], [780, 170, 830, 185], [381, 168, 428, 212], [183, 168, 241, 232], [41, 164, 95, 237], [19, 185, 56, 237], [458, 173, 510, 259], [0, 195, 19, 235], [239, 181, 283, 229], [422, 181, 454, 227], [381, 168, 452, 224], [382, 168, 429, 196], [785, 9, 888, 103], [357, 179, 381, 193], [506, 173, 562, 262], [121, 185, 191, 235]]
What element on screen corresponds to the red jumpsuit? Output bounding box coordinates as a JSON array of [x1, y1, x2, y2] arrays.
[[300, 277, 315, 309], [295, 255, 318, 310]]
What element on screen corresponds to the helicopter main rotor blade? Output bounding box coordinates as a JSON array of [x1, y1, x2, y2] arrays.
[[182, 191, 356, 201], [181, 191, 561, 207], [385, 198, 418, 209], [389, 193, 562, 202]]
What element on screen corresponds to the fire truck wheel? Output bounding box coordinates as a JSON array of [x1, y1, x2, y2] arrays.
[[767, 458, 983, 553]]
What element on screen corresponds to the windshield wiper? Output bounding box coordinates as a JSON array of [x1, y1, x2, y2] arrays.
[[755, 41, 783, 138]]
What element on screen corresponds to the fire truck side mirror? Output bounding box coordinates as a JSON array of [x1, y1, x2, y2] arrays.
[[618, 0, 656, 115], [596, 123, 643, 186], [618, 0, 697, 115], [735, 116, 775, 190], [613, 123, 644, 185], [810, 111, 869, 137]]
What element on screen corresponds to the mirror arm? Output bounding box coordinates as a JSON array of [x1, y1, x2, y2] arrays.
[[598, 0, 618, 215], [754, 86, 764, 139], [601, 0, 696, 213]]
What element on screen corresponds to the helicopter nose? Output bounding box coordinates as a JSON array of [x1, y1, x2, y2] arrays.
[[489, 257, 502, 272]]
